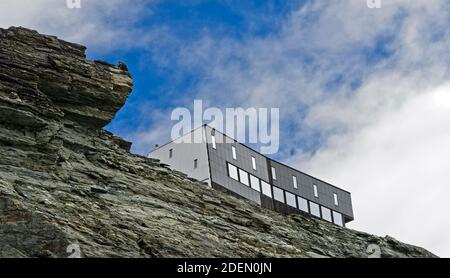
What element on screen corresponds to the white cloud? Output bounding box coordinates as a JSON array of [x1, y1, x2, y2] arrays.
[[144, 0, 450, 256], [0, 0, 155, 52], [293, 82, 450, 257], [2, 0, 450, 257], [127, 107, 175, 155]]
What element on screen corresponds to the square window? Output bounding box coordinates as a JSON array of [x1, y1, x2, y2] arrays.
[[297, 196, 309, 213], [261, 181, 272, 197], [273, 187, 284, 203], [239, 169, 249, 186], [227, 163, 238, 181], [286, 192, 297, 208], [333, 211, 343, 226], [309, 202, 321, 218], [250, 175, 260, 192], [321, 207, 332, 222]]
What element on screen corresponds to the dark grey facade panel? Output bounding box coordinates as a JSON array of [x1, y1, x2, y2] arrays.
[[268, 160, 354, 219], [205, 129, 269, 182], [207, 145, 262, 205], [211, 182, 261, 205], [260, 194, 274, 210], [155, 125, 354, 225], [271, 199, 299, 215]]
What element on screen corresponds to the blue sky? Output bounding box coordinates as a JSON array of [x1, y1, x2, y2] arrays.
[[88, 0, 398, 158], [1, 0, 450, 257], [93, 0, 307, 157]]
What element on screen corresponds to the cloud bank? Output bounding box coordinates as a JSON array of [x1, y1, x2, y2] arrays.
[[142, 0, 450, 256], [0, 0, 154, 53], [1, 0, 450, 256]]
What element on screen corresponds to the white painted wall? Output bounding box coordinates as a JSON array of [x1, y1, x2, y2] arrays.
[[148, 126, 211, 186]]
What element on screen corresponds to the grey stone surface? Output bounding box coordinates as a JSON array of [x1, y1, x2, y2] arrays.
[[0, 27, 437, 258]]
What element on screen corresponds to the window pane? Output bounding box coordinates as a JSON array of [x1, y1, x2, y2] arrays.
[[297, 196, 308, 213], [286, 192, 297, 208], [239, 169, 249, 186], [250, 175, 260, 192], [211, 135, 216, 149], [261, 181, 272, 197], [309, 202, 320, 217], [321, 207, 332, 222], [232, 146, 237, 160], [333, 193, 339, 206], [271, 167, 277, 180], [293, 176, 298, 189], [273, 187, 284, 203], [333, 211, 343, 226], [251, 157, 256, 170], [227, 163, 238, 181], [313, 184, 318, 198]]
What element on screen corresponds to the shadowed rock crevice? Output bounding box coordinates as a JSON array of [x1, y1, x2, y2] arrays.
[[0, 27, 436, 258]]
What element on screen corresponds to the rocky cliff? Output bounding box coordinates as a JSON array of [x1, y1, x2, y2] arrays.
[[0, 27, 436, 258]]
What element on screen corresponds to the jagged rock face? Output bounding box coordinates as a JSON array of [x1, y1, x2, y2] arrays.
[[0, 27, 436, 258]]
